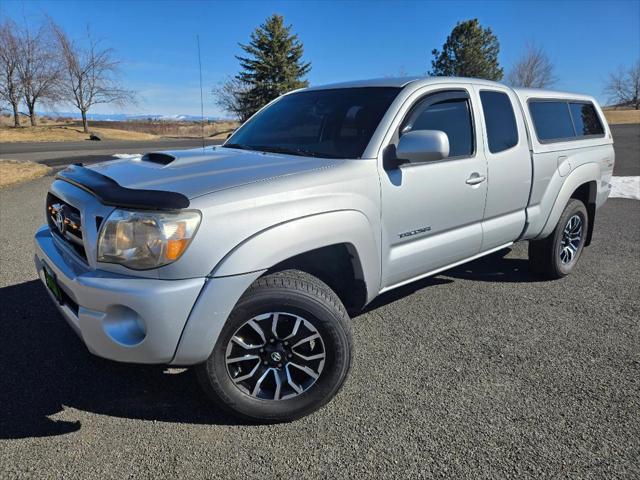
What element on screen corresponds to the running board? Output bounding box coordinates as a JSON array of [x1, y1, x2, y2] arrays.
[[379, 242, 514, 295]]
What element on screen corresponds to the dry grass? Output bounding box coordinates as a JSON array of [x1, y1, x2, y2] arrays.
[[603, 109, 640, 125], [86, 120, 238, 139], [0, 124, 159, 143], [0, 160, 50, 188], [0, 113, 66, 127], [0, 114, 238, 142]]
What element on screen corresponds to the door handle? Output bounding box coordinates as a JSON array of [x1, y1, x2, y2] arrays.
[[466, 173, 486, 185]]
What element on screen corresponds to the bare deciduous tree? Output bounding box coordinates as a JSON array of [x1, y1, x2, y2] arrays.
[[508, 42, 557, 89], [604, 61, 640, 110], [17, 24, 61, 126], [51, 21, 135, 133], [213, 76, 251, 121], [0, 20, 23, 127]]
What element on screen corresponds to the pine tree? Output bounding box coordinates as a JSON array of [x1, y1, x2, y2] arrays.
[[235, 14, 310, 120], [429, 19, 503, 81]]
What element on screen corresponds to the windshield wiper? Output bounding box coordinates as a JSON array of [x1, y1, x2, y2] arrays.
[[248, 145, 310, 156], [248, 145, 341, 159], [223, 143, 252, 150], [225, 143, 342, 159]]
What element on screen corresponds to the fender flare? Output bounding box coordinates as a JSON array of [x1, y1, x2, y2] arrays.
[[212, 210, 381, 303], [537, 162, 600, 240]]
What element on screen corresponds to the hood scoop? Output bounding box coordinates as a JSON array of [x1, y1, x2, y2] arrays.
[[142, 152, 176, 165]]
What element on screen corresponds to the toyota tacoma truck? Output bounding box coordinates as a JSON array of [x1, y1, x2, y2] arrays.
[[34, 77, 615, 422]]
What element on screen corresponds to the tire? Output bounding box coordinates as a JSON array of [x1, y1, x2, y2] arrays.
[[195, 269, 352, 423], [528, 199, 589, 279]]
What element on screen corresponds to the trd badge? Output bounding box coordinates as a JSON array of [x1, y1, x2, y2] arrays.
[[398, 226, 431, 238]]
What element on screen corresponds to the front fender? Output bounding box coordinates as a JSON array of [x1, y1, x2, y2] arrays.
[[535, 162, 600, 240], [212, 210, 381, 303]]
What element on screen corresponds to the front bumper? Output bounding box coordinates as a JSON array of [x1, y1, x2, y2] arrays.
[[34, 225, 205, 364]]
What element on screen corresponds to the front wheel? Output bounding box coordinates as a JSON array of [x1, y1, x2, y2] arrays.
[[195, 269, 352, 423], [528, 199, 589, 279]]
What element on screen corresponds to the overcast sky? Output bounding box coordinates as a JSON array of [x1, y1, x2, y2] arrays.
[[2, 0, 639, 117]]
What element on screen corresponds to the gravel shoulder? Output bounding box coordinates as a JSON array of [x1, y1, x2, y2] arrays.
[[0, 175, 639, 479]]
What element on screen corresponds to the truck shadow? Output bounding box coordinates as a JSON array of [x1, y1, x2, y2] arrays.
[[0, 280, 245, 440], [0, 249, 540, 439], [445, 247, 537, 283], [363, 248, 540, 312]]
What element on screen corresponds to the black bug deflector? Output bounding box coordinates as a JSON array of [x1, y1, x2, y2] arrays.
[[55, 164, 190, 210]]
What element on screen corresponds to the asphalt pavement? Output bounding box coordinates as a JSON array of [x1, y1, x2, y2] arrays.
[[610, 124, 640, 175], [0, 123, 639, 479], [1, 162, 639, 477]]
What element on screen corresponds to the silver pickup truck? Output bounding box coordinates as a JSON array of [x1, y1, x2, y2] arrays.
[[34, 77, 615, 422]]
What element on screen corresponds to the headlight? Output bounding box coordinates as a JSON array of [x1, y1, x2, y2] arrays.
[[97, 209, 201, 269]]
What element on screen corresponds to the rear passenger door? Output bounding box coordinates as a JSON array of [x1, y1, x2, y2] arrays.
[[474, 86, 531, 250]]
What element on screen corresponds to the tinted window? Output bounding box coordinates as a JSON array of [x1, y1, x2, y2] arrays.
[[227, 87, 400, 159], [404, 98, 474, 157], [480, 91, 518, 153], [569, 102, 604, 136], [529, 101, 575, 141]]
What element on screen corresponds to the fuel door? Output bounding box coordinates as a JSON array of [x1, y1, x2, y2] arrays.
[[557, 155, 571, 177]]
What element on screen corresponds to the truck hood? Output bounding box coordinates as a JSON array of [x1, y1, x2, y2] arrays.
[[88, 147, 341, 199]]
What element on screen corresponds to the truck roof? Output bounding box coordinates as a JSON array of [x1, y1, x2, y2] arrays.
[[512, 87, 597, 103], [304, 76, 505, 90], [304, 77, 597, 103]]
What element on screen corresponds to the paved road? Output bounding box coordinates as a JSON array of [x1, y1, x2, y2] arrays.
[[610, 124, 640, 176], [0, 138, 223, 165], [1, 181, 639, 476], [0, 124, 637, 173]]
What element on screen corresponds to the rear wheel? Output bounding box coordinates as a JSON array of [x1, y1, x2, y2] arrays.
[[529, 199, 588, 279], [195, 269, 352, 422]]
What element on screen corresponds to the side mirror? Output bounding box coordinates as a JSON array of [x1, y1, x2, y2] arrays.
[[396, 130, 450, 164]]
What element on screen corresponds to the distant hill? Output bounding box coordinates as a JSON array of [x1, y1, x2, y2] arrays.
[[35, 111, 229, 122]]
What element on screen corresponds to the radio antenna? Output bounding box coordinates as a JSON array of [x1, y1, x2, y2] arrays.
[[196, 34, 205, 150]]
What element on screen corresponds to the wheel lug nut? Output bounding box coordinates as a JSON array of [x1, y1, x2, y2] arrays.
[[260, 348, 264, 353], [263, 361, 268, 365], [288, 354, 292, 358], [270, 338, 275, 343], [277, 363, 282, 368], [284, 341, 288, 346]]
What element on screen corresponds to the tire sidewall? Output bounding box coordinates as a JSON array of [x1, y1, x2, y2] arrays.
[[552, 200, 588, 277], [204, 282, 351, 421]]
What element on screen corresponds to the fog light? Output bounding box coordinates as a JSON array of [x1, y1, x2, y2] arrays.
[[102, 305, 146, 346]]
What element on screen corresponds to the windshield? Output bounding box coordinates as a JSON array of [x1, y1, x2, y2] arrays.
[[225, 87, 401, 159]]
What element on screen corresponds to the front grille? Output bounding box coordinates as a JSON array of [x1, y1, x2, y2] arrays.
[[46, 193, 87, 260]]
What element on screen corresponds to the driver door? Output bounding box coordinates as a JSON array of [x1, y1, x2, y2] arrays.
[[380, 87, 488, 289]]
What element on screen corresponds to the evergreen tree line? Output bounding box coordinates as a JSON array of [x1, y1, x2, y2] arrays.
[[218, 15, 639, 121]]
